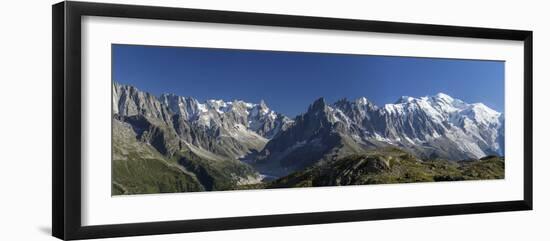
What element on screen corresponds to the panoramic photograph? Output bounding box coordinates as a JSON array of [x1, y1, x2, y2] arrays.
[[111, 44, 505, 195]]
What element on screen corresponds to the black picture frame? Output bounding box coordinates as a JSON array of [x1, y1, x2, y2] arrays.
[[52, 1, 533, 240]]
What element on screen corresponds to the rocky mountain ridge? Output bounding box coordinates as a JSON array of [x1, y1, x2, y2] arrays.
[[111, 82, 504, 194]]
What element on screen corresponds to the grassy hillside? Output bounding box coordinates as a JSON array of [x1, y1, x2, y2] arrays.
[[268, 148, 504, 188], [112, 156, 204, 195]]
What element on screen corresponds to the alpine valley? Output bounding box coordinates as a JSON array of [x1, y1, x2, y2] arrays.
[[112, 82, 505, 195]]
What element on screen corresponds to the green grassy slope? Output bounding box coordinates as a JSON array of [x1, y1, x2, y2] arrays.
[[112, 119, 204, 195], [268, 148, 504, 188], [112, 157, 205, 195]]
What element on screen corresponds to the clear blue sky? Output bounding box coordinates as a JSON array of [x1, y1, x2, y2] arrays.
[[113, 44, 504, 117]]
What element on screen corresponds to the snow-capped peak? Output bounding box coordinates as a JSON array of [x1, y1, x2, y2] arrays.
[[384, 93, 500, 120], [356, 97, 370, 106], [253, 100, 271, 116], [395, 96, 415, 104], [433, 92, 454, 101], [460, 103, 501, 126], [470, 102, 499, 116], [206, 99, 231, 113], [322, 92, 504, 159]]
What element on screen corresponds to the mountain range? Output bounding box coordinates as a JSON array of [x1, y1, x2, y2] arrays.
[[111, 82, 504, 194]]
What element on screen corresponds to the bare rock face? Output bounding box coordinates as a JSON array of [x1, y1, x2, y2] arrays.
[[113, 82, 173, 125], [114, 82, 292, 159]]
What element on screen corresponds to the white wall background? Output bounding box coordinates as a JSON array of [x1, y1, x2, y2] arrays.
[[0, 0, 547, 240]]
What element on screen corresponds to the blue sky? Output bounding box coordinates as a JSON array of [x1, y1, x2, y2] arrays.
[[113, 44, 504, 117]]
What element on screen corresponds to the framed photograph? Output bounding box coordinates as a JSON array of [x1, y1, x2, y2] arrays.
[[52, 1, 533, 240]]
